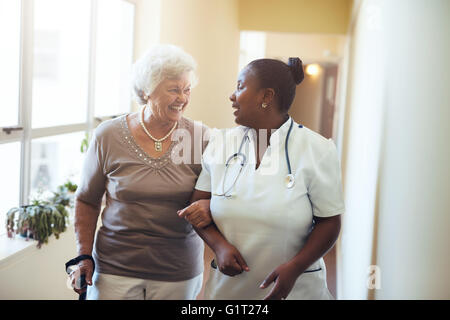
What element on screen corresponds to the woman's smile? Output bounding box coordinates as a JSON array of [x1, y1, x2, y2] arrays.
[[169, 104, 184, 112]]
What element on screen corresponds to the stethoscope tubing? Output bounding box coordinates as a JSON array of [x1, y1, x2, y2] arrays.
[[285, 118, 294, 176], [218, 118, 294, 198]]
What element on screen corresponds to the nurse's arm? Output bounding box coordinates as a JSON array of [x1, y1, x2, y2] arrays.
[[261, 214, 341, 300], [181, 190, 250, 277], [291, 214, 342, 270]]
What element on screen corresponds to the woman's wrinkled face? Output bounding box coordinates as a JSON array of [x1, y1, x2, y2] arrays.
[[229, 67, 263, 127], [148, 71, 191, 123]]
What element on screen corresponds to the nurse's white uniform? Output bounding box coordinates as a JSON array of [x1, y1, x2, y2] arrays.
[[195, 117, 345, 300]]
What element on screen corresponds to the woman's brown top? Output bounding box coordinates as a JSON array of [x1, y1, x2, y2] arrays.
[[75, 114, 209, 281]]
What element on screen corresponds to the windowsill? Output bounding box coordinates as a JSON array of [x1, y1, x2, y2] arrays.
[[0, 214, 75, 268], [0, 233, 38, 268]]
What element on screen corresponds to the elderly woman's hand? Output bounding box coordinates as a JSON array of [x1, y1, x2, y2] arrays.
[[68, 259, 94, 296], [178, 199, 212, 228]]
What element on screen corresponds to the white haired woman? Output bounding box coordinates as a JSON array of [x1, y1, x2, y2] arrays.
[[70, 44, 211, 300]]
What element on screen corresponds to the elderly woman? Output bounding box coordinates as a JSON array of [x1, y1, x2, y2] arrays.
[[70, 44, 211, 300]]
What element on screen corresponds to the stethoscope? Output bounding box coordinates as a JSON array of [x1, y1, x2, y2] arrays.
[[214, 118, 295, 198]]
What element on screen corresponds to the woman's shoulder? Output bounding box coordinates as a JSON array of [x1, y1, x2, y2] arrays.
[[179, 116, 211, 144], [180, 116, 209, 132], [295, 124, 337, 159]]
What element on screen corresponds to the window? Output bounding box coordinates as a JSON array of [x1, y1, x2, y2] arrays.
[[0, 143, 21, 229], [0, 0, 136, 235], [30, 132, 86, 198], [95, 0, 135, 117], [0, 0, 21, 127], [32, 0, 91, 128]]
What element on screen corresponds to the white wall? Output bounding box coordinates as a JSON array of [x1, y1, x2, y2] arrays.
[[338, 0, 385, 299], [339, 0, 450, 299], [374, 0, 450, 299]]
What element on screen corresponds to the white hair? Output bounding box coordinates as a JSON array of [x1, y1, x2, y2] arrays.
[[132, 44, 198, 105]]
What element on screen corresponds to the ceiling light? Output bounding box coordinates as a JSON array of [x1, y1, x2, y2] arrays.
[[305, 64, 320, 76]]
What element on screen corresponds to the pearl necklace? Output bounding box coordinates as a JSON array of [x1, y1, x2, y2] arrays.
[[139, 106, 177, 152]]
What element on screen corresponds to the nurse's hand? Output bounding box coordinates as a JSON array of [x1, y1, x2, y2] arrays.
[[178, 200, 212, 228], [260, 262, 299, 300], [215, 242, 250, 277]]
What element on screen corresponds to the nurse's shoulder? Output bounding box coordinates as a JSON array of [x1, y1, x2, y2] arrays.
[[294, 123, 337, 163]]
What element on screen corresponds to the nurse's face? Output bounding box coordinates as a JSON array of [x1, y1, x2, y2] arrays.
[[229, 67, 264, 127]]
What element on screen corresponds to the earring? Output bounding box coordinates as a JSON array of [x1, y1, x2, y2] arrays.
[[262, 103, 268, 108]]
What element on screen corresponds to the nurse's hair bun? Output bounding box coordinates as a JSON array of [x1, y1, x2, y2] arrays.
[[288, 57, 304, 85]]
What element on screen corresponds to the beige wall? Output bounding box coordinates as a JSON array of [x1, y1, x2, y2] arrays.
[[133, 0, 161, 58], [132, 1, 351, 129], [265, 32, 346, 64], [239, 0, 352, 34], [264, 32, 345, 135], [134, 0, 240, 129], [290, 69, 325, 132]]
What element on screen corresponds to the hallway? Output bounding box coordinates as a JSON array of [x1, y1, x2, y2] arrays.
[[0, 0, 449, 300]]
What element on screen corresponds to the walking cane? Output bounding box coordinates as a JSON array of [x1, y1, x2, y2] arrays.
[[65, 255, 95, 300]]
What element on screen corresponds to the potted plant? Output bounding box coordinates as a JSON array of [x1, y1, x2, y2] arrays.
[[63, 180, 78, 193], [5, 182, 76, 248], [80, 132, 89, 153]]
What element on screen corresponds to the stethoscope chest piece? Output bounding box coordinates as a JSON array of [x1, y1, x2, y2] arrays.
[[285, 174, 295, 189]]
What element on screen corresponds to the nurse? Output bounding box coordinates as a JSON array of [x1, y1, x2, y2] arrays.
[[179, 57, 345, 300]]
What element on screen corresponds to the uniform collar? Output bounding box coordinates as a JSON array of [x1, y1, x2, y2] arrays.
[[268, 116, 293, 149], [241, 116, 293, 149]]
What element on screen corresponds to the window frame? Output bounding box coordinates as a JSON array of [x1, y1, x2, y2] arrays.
[[0, 0, 136, 209]]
